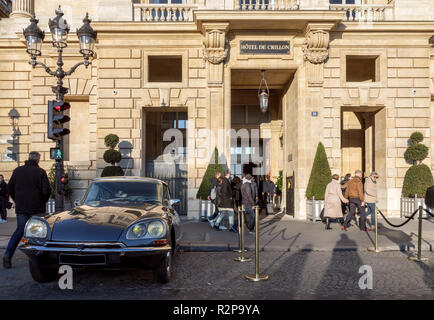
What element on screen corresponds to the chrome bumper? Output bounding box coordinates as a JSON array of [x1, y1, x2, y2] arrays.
[[20, 241, 172, 255]]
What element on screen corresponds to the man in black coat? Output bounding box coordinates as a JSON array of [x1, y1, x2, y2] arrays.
[[241, 174, 256, 232], [3, 152, 51, 269], [213, 170, 237, 232]]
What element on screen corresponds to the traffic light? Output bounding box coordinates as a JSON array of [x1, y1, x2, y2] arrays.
[[48, 100, 71, 140], [50, 147, 62, 160]]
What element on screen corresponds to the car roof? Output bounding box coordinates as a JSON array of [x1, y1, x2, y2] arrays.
[[91, 176, 165, 184]]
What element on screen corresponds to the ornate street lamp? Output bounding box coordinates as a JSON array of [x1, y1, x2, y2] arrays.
[[22, 7, 97, 212], [23, 15, 45, 56], [258, 70, 269, 113], [23, 7, 97, 101]]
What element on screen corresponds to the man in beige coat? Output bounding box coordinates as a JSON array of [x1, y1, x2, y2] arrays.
[[324, 174, 349, 230], [364, 171, 379, 230]]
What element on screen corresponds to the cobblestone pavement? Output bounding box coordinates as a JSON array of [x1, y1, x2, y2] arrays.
[[0, 250, 433, 300]]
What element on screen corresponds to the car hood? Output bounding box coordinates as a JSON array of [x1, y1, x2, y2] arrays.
[[46, 205, 165, 242]]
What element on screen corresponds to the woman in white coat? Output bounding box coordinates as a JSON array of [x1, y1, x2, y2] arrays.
[[324, 174, 349, 230]]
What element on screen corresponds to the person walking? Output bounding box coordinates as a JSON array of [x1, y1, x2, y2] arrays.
[[324, 174, 349, 230], [340, 173, 351, 217], [241, 174, 255, 233], [0, 174, 11, 223], [262, 175, 275, 215], [364, 171, 379, 230], [3, 152, 51, 269], [251, 176, 259, 206], [342, 170, 370, 232], [213, 170, 237, 233], [207, 171, 221, 223], [231, 176, 242, 208]]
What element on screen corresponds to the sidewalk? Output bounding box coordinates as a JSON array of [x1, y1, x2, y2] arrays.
[[178, 212, 434, 252], [1, 212, 433, 252]]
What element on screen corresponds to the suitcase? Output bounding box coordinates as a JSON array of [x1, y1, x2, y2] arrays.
[[266, 194, 274, 214]]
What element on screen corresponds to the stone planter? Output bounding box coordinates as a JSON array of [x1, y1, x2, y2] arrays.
[[199, 199, 214, 221], [306, 199, 324, 222], [400, 197, 431, 219]]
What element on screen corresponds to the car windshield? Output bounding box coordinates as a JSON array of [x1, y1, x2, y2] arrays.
[[83, 181, 163, 208]]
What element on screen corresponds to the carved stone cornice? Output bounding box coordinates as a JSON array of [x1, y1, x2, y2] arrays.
[[202, 22, 230, 65], [302, 29, 330, 64]]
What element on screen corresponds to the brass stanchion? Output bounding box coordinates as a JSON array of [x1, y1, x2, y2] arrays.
[[245, 205, 269, 282], [409, 205, 428, 262], [234, 205, 252, 262], [233, 205, 247, 254], [367, 207, 380, 253]]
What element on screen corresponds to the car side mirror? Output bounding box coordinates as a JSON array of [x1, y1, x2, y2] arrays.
[[169, 199, 180, 207]]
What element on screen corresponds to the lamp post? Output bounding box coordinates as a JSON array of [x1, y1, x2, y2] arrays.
[[23, 6, 97, 212], [258, 70, 269, 113]]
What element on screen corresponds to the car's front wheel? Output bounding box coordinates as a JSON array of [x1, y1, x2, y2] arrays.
[[28, 257, 58, 283], [154, 251, 172, 284]]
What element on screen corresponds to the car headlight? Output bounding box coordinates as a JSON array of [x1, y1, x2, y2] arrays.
[[147, 220, 165, 238], [126, 222, 147, 240], [25, 218, 48, 239], [126, 220, 166, 240]]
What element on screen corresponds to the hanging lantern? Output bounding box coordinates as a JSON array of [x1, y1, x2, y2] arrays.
[[258, 70, 269, 113]]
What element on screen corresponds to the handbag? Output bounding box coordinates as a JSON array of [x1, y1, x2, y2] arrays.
[[320, 208, 325, 222]]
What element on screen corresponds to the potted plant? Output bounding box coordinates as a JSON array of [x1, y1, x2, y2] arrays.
[[196, 147, 223, 221], [101, 134, 124, 177], [305, 142, 332, 221], [275, 170, 283, 209], [401, 132, 434, 218]]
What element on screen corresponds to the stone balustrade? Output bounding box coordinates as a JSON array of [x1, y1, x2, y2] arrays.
[[236, 0, 300, 10], [330, 3, 394, 22], [133, 4, 197, 22]]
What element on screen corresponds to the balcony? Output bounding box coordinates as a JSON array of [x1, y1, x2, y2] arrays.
[[236, 0, 300, 10], [330, 1, 395, 22], [133, 1, 197, 22]]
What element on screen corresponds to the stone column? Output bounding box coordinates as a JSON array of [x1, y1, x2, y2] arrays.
[[295, 23, 335, 219], [10, 0, 34, 18], [202, 22, 230, 165]]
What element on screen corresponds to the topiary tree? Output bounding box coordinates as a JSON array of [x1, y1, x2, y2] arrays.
[[402, 132, 434, 198], [276, 170, 283, 194], [196, 147, 223, 200], [101, 133, 124, 177], [306, 142, 332, 200]]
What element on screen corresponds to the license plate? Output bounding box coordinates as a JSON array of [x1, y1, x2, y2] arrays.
[[59, 253, 107, 265]]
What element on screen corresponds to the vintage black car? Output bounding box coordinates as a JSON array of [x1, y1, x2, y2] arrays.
[[20, 177, 182, 284]]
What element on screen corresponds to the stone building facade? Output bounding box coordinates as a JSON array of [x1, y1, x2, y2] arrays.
[[0, 0, 433, 219]]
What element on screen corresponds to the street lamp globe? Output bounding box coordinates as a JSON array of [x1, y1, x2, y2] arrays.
[[77, 13, 97, 57], [23, 15, 45, 56], [48, 6, 70, 48]]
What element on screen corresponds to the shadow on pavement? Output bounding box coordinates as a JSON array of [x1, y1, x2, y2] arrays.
[[314, 234, 368, 300]]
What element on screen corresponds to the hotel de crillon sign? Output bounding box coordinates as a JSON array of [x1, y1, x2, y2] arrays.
[[240, 40, 290, 55]]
